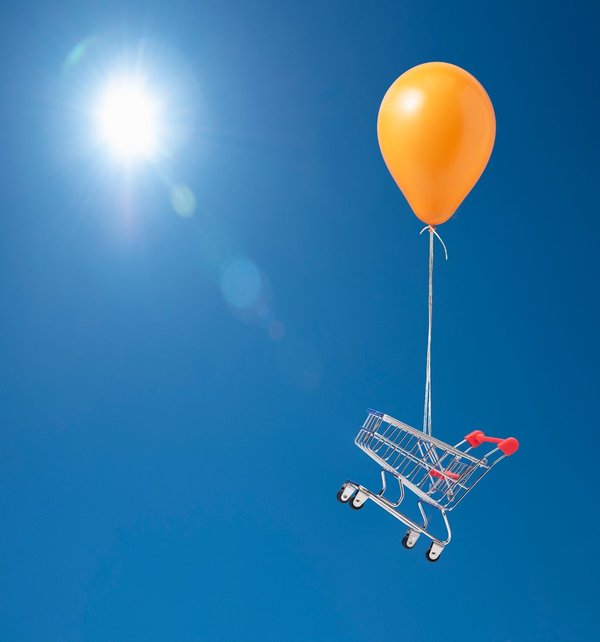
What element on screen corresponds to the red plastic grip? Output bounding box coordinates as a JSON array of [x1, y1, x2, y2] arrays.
[[429, 468, 461, 481], [465, 430, 486, 448], [497, 437, 519, 456], [464, 430, 519, 456]]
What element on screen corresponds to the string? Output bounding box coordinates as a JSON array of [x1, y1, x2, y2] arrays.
[[419, 225, 448, 435]]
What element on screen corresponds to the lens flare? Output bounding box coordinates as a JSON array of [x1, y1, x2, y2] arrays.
[[220, 257, 262, 310], [170, 184, 196, 217]]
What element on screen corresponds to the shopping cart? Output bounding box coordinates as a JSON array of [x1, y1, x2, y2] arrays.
[[337, 409, 519, 561]]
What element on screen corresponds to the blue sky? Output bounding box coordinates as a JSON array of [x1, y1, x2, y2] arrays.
[[0, 1, 598, 640]]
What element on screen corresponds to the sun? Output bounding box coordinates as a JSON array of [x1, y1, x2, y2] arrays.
[[96, 78, 161, 160]]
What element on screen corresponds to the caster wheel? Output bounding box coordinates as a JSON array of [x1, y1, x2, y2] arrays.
[[336, 487, 349, 503], [402, 531, 418, 549], [349, 490, 367, 510], [336, 483, 356, 503], [349, 496, 364, 510], [425, 543, 443, 562]]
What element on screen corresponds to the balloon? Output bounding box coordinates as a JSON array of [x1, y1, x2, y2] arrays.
[[377, 62, 496, 227]]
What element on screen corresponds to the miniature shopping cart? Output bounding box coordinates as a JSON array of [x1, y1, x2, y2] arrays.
[[337, 409, 519, 561]]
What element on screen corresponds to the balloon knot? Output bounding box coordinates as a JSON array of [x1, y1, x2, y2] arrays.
[[420, 225, 448, 260]]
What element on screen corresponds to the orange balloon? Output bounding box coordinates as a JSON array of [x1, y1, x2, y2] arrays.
[[377, 62, 496, 227]]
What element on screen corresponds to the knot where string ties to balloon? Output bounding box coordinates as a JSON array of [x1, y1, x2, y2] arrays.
[[419, 225, 448, 260], [419, 225, 448, 436]]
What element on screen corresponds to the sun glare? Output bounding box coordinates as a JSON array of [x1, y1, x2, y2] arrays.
[[97, 79, 161, 160]]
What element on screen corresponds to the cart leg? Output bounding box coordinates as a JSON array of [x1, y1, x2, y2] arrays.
[[377, 469, 387, 497], [418, 503, 452, 546], [424, 509, 451, 561], [441, 510, 452, 545], [376, 470, 404, 507], [417, 501, 429, 530], [401, 502, 428, 550], [394, 475, 405, 506]]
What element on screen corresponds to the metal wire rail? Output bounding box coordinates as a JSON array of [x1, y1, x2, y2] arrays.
[[338, 409, 519, 561]]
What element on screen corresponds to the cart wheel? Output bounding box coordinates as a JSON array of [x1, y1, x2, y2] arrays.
[[349, 497, 364, 510], [402, 531, 418, 549], [336, 487, 349, 503], [336, 483, 356, 503], [349, 490, 367, 510], [425, 543, 443, 562]]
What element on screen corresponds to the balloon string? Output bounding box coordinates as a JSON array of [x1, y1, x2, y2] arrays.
[[419, 225, 448, 436]]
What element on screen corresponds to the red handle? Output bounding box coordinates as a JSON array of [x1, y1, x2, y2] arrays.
[[464, 430, 519, 456]]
